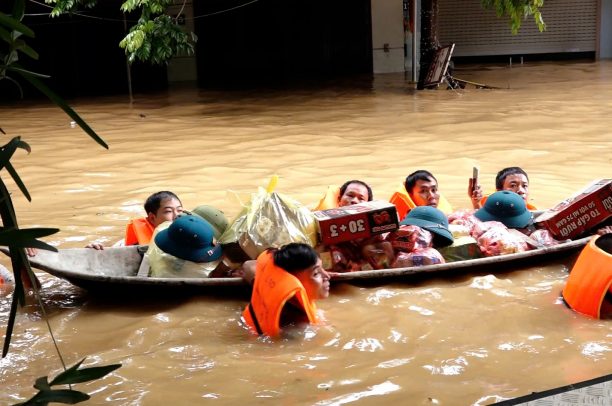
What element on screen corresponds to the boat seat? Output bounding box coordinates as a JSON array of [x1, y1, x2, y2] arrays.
[[136, 255, 151, 277]]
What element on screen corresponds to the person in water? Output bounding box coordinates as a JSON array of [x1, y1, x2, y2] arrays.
[[471, 167, 535, 210], [241, 243, 330, 337], [86, 190, 183, 250], [562, 233, 612, 319], [314, 179, 373, 210]]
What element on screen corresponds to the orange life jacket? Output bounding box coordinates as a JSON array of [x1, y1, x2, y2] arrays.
[[314, 186, 341, 211], [243, 251, 318, 337], [389, 185, 453, 221], [480, 194, 537, 210], [124, 217, 155, 246], [562, 235, 612, 319]]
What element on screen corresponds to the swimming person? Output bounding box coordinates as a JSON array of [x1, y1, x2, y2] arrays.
[[242, 243, 330, 337]]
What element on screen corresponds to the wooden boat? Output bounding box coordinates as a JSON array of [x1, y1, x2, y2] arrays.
[[0, 235, 592, 294]]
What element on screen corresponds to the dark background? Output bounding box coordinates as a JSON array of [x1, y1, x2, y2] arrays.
[[1, 0, 373, 100]]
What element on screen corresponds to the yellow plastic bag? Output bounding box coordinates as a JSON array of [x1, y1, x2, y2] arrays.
[[219, 176, 317, 260]]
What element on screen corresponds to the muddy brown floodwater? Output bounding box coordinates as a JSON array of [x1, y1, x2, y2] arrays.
[[0, 61, 611, 405]]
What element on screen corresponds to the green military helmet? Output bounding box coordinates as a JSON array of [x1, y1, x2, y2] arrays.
[[190, 205, 229, 240]]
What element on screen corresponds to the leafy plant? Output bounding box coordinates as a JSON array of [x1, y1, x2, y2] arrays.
[[1, 0, 108, 354], [1, 1, 120, 404], [481, 0, 546, 34], [14, 358, 121, 406], [45, 0, 196, 65]]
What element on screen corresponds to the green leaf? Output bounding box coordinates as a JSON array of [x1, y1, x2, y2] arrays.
[[0, 227, 59, 251], [0, 26, 12, 44], [33, 376, 51, 391], [6, 49, 18, 65], [0, 178, 18, 231], [50, 359, 121, 386], [16, 139, 31, 153], [15, 71, 109, 149], [6, 65, 50, 78], [0, 136, 23, 171], [16, 388, 90, 405], [0, 12, 34, 38], [2, 285, 19, 357], [5, 161, 31, 201], [15, 42, 39, 60], [12, 0, 26, 22]]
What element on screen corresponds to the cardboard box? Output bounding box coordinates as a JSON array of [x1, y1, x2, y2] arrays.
[[313, 200, 399, 245], [535, 179, 612, 239]]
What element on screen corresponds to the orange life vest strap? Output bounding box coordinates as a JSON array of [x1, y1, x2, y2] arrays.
[[243, 251, 318, 336], [124, 217, 155, 246], [480, 194, 537, 210], [562, 235, 612, 319], [389, 184, 453, 221], [314, 186, 341, 211]]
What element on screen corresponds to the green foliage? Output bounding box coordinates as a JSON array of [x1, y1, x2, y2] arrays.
[[45, 0, 196, 65], [120, 14, 196, 64], [120, 0, 173, 15], [14, 358, 122, 405], [481, 0, 546, 34], [43, 0, 98, 17]]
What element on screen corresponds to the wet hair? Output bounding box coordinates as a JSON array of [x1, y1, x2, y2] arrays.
[[273, 243, 318, 274], [339, 180, 373, 201], [495, 167, 529, 190], [596, 233, 612, 254], [404, 170, 437, 194], [144, 191, 181, 215]]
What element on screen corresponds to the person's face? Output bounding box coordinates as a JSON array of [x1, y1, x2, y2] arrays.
[[500, 174, 529, 201], [338, 183, 369, 207], [410, 178, 439, 207], [148, 197, 183, 227], [295, 258, 330, 301]]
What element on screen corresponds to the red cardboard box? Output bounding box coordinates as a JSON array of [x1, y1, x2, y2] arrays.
[[535, 179, 612, 239], [313, 200, 399, 245]]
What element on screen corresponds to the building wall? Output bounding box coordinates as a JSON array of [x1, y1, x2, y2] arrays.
[[438, 0, 597, 57], [371, 0, 405, 73], [193, 0, 373, 88], [167, 0, 197, 82], [601, 0, 612, 58]]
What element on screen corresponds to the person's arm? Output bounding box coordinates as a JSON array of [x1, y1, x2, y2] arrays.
[[468, 178, 483, 209], [231, 260, 256, 284]]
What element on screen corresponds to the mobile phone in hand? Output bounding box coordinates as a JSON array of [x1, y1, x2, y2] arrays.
[[471, 166, 479, 194]]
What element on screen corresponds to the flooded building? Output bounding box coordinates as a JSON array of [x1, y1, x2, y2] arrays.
[[5, 0, 612, 98]]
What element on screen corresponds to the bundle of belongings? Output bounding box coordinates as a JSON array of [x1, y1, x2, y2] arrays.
[[317, 205, 453, 272], [219, 176, 318, 266], [444, 191, 561, 260]]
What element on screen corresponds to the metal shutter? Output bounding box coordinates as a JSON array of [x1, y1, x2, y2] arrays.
[[438, 0, 597, 56]]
